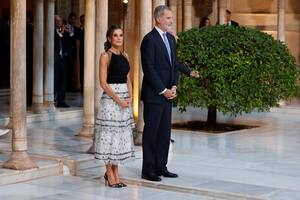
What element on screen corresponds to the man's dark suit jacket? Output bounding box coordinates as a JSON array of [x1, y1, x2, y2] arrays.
[[141, 28, 179, 104], [54, 30, 76, 61]]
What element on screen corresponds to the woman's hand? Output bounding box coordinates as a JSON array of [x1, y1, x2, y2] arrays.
[[125, 97, 132, 105], [117, 99, 130, 108]]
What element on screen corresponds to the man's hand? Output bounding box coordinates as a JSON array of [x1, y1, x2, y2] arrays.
[[171, 86, 177, 97], [163, 89, 176, 100], [190, 70, 200, 78]]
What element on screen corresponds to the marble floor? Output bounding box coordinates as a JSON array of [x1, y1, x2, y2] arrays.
[[0, 104, 300, 199], [0, 175, 219, 200]]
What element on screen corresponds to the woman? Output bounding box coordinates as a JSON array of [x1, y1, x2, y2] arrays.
[[199, 17, 211, 28], [95, 25, 135, 188]]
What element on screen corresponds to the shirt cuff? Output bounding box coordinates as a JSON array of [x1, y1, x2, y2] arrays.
[[57, 32, 63, 37], [159, 88, 167, 95]]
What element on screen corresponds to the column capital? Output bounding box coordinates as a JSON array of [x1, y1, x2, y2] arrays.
[[153, 0, 166, 7]]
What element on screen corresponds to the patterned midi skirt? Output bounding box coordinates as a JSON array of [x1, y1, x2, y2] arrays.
[[95, 83, 135, 165]]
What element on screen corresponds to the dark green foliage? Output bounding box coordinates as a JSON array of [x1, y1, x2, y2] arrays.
[[177, 25, 299, 116]]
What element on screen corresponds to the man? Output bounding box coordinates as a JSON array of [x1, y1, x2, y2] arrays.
[[226, 10, 239, 27], [0, 9, 10, 88], [54, 15, 72, 107], [77, 15, 85, 92], [141, 5, 182, 182], [66, 13, 80, 91], [26, 12, 34, 107]]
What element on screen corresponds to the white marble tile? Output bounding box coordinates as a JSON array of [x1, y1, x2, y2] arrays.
[[267, 189, 300, 200], [0, 183, 68, 198], [26, 176, 96, 190], [195, 180, 277, 196]]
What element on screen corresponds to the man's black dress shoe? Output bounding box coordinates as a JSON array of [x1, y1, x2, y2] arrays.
[[57, 102, 70, 108], [141, 173, 161, 181], [157, 170, 178, 178]]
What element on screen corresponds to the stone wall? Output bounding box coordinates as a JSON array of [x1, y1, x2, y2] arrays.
[[191, 0, 300, 65], [230, 0, 300, 64]]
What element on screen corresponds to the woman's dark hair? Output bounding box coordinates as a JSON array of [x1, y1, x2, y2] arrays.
[[199, 17, 209, 28], [104, 25, 122, 51]]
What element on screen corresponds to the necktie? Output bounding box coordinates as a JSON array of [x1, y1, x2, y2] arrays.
[[163, 32, 172, 65]]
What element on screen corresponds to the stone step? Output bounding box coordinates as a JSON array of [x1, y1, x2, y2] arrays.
[[18, 153, 104, 176], [0, 156, 63, 186], [0, 108, 83, 127], [121, 177, 270, 200]]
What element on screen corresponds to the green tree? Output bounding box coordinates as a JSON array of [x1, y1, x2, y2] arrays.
[[177, 25, 299, 126]]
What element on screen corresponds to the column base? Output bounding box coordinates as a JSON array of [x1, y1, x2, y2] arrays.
[[78, 125, 94, 138], [3, 151, 38, 170], [32, 103, 44, 114], [44, 101, 56, 113]]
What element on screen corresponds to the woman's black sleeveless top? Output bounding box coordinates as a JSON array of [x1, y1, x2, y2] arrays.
[[107, 52, 130, 84]]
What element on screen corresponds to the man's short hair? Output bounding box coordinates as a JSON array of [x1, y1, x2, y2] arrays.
[[154, 5, 171, 19], [226, 10, 231, 14], [69, 12, 77, 19]]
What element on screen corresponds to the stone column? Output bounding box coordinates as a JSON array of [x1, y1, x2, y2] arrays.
[[152, 0, 166, 26], [153, 0, 166, 7], [219, 0, 227, 25], [44, 0, 56, 112], [278, 0, 286, 106], [32, 0, 44, 113], [95, 0, 108, 116], [277, 0, 285, 42], [87, 0, 108, 153], [79, 0, 95, 137], [136, 0, 152, 145], [3, 0, 37, 170], [177, 0, 183, 33], [78, 0, 85, 16], [169, 0, 177, 33], [210, 0, 219, 25], [183, 0, 193, 30]]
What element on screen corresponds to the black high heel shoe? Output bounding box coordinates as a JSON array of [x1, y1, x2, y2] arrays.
[[117, 182, 127, 187], [104, 173, 122, 188]]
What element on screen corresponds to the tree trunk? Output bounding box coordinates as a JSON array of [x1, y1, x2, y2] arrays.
[[206, 106, 217, 126]]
